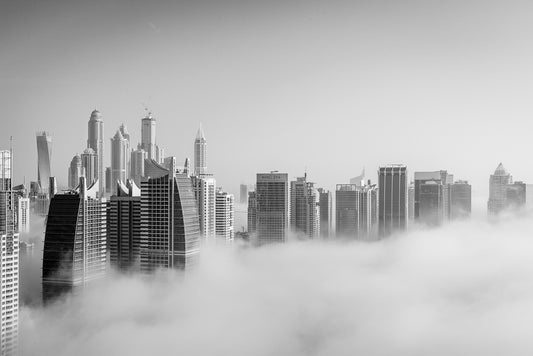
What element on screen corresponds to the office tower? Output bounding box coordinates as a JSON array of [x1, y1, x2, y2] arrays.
[[191, 175, 216, 239], [247, 191, 257, 234], [119, 124, 131, 175], [290, 175, 319, 238], [336, 182, 378, 240], [131, 145, 147, 186], [68, 154, 83, 189], [194, 125, 207, 176], [81, 148, 98, 186], [408, 183, 415, 222], [141, 113, 164, 163], [87, 109, 105, 195], [0, 146, 18, 356], [42, 177, 106, 303], [317, 188, 332, 238], [183, 158, 191, 176], [16, 197, 30, 234], [488, 163, 512, 215], [0, 150, 12, 191], [140, 159, 200, 272], [450, 180, 472, 219], [506, 181, 526, 208], [414, 171, 452, 223], [240, 184, 248, 204], [215, 188, 234, 241], [163, 156, 177, 172], [110, 128, 129, 195], [108, 180, 141, 271], [36, 131, 52, 193], [378, 165, 408, 237], [256, 172, 289, 245]]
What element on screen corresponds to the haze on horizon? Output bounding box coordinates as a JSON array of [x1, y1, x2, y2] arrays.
[[2, 0, 533, 213]]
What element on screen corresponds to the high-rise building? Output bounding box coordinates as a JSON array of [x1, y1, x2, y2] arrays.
[[131, 145, 147, 187], [506, 181, 526, 209], [414, 171, 452, 224], [488, 163, 512, 215], [36, 131, 52, 193], [247, 191, 257, 234], [35, 177, 56, 217], [119, 124, 131, 174], [215, 188, 234, 241], [290, 175, 319, 238], [68, 154, 83, 189], [81, 148, 98, 186], [194, 125, 207, 176], [0, 150, 11, 192], [317, 188, 332, 238], [140, 159, 200, 272], [335, 182, 378, 240], [42, 177, 106, 303], [105, 167, 111, 194], [408, 182, 415, 222], [0, 146, 18, 356], [110, 128, 129, 195], [450, 180, 472, 219], [191, 175, 216, 239], [378, 165, 408, 237], [108, 180, 141, 271], [256, 172, 289, 245], [240, 184, 248, 204], [141, 113, 164, 163], [87, 109, 105, 195], [16, 196, 30, 234]]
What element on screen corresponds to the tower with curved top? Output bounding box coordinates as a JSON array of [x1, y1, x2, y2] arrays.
[[87, 110, 105, 196]]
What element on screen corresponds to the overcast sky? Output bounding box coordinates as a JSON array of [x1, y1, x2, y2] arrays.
[[2, 0, 533, 211]]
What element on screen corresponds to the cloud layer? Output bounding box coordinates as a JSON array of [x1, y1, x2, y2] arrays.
[[20, 214, 533, 356]]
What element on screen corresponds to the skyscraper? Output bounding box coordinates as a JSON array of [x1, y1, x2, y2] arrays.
[[141, 113, 164, 163], [36, 131, 52, 192], [256, 172, 289, 245], [450, 180, 472, 219], [131, 145, 147, 187], [290, 175, 319, 238], [240, 184, 248, 204], [16, 196, 30, 234], [414, 171, 452, 224], [506, 181, 526, 209], [335, 182, 378, 240], [378, 165, 408, 237], [247, 191, 257, 234], [110, 128, 129, 195], [87, 109, 105, 195], [42, 177, 106, 303], [140, 159, 200, 272], [0, 146, 18, 356], [488, 163, 512, 215], [191, 175, 216, 239], [68, 154, 83, 189], [317, 188, 332, 238], [81, 148, 98, 186], [194, 125, 207, 176], [108, 180, 141, 271], [215, 188, 234, 241]]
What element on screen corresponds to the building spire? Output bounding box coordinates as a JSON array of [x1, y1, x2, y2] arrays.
[[196, 123, 206, 141]]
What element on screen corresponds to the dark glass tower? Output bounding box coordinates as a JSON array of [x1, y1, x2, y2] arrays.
[[378, 165, 408, 237]]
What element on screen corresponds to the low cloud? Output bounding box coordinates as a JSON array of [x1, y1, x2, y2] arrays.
[[20, 214, 533, 356]]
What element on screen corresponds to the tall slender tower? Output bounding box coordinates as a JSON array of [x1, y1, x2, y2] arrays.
[[119, 124, 131, 179], [378, 165, 408, 237], [87, 109, 105, 195], [488, 163, 512, 215], [36, 131, 52, 193], [68, 154, 83, 189], [191, 175, 216, 239], [194, 125, 207, 176], [110, 128, 129, 195], [130, 145, 147, 187], [80, 148, 97, 185], [141, 113, 164, 163], [317, 188, 332, 238], [215, 188, 235, 241], [0, 142, 18, 356]]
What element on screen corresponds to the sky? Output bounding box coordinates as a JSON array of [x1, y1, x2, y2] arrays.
[[19, 212, 533, 355], [2, 0, 533, 214]]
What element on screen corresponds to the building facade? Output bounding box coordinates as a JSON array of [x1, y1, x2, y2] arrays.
[[108, 180, 141, 271], [317, 188, 332, 238], [81, 148, 98, 187], [256, 172, 289, 245], [68, 154, 83, 189], [449, 180, 472, 219], [290, 175, 319, 238], [194, 125, 207, 176], [36, 131, 52, 193], [191, 175, 216, 239], [488, 163, 513, 215], [131, 145, 147, 187], [140, 159, 200, 272], [378, 165, 408, 237], [215, 188, 234, 241], [141, 113, 164, 163], [110, 128, 129, 195], [335, 182, 378, 240], [42, 177, 106, 304], [247, 191, 257, 234]]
